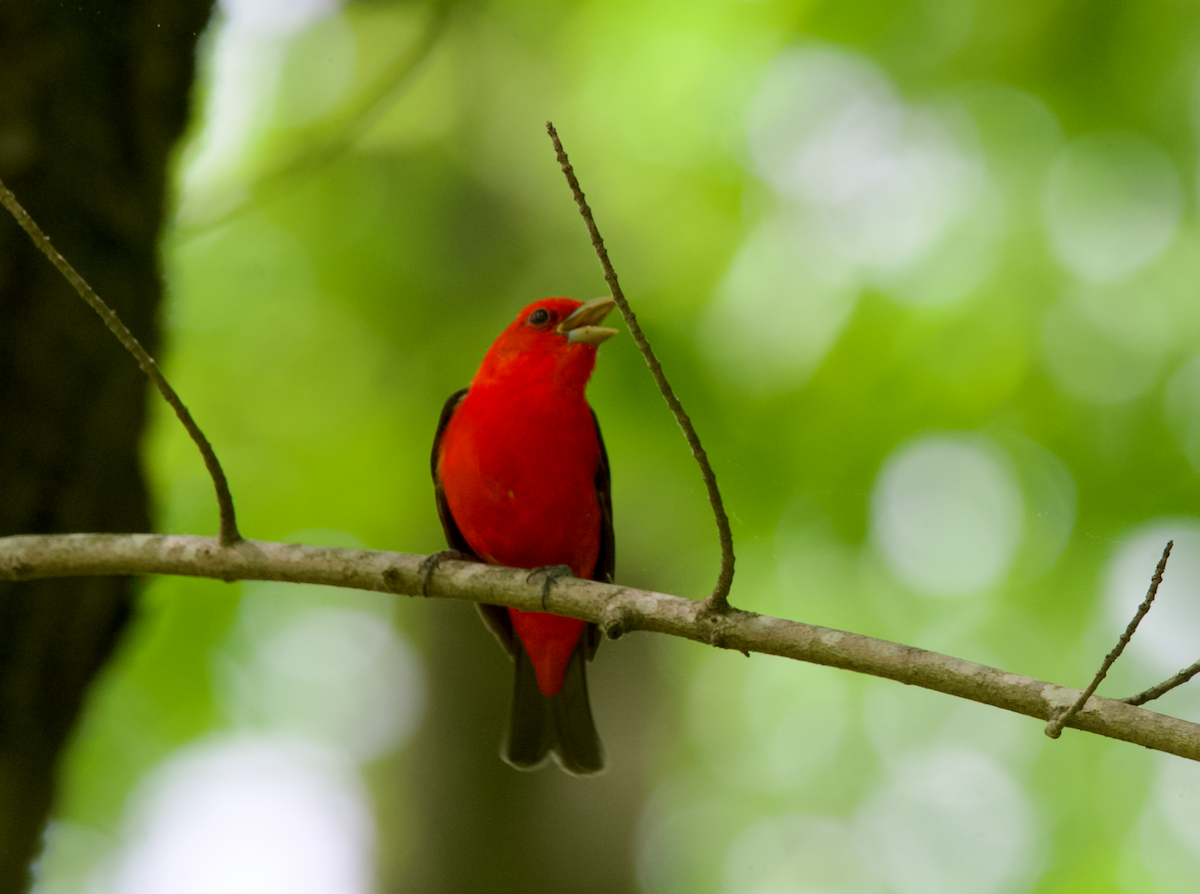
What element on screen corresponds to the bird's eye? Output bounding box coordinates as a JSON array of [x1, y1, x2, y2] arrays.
[[528, 308, 552, 327]]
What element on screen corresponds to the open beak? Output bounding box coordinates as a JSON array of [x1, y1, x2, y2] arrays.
[[557, 296, 619, 346]]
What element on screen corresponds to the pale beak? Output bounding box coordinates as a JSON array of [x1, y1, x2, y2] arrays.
[[558, 296, 619, 346]]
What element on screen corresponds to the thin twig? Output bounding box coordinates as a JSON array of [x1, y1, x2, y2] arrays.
[[0, 177, 242, 546], [1046, 540, 1173, 738], [1124, 656, 1200, 706], [545, 121, 736, 611]]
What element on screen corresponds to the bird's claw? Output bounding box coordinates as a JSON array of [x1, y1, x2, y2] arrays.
[[526, 564, 574, 610], [420, 549, 467, 597]]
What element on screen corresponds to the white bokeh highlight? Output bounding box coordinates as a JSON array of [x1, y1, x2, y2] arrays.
[[701, 213, 858, 393], [107, 737, 373, 894], [179, 21, 283, 212], [1042, 131, 1181, 283], [1105, 519, 1200, 678], [1130, 754, 1200, 893], [86, 537, 425, 894], [748, 46, 984, 280], [871, 434, 1024, 597], [856, 748, 1039, 894], [219, 0, 341, 36], [221, 605, 426, 762], [711, 43, 995, 393], [179, 0, 350, 222], [1153, 754, 1200, 859]]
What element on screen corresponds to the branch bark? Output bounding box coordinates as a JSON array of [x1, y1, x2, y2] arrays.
[[4, 532, 1200, 762]]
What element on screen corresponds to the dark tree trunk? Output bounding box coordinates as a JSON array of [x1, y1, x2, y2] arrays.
[[0, 3, 212, 890]]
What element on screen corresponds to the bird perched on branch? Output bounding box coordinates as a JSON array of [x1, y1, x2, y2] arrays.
[[431, 297, 618, 775]]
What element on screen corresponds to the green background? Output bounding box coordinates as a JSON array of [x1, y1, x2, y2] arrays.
[[31, 0, 1200, 892]]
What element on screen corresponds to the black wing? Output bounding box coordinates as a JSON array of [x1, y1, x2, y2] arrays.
[[584, 406, 614, 659], [433, 388, 518, 654], [590, 405, 615, 585], [432, 388, 476, 560]]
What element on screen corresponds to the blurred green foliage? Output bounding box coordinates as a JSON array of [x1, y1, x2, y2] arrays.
[[30, 0, 1200, 892]]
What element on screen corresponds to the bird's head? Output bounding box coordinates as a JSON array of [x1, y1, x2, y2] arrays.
[[474, 297, 618, 391]]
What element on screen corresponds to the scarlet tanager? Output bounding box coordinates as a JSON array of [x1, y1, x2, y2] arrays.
[[431, 296, 618, 775]]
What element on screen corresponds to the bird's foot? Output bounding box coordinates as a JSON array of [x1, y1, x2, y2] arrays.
[[419, 549, 468, 597], [526, 564, 574, 610]]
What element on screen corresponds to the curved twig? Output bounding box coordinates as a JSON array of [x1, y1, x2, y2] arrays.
[[545, 121, 736, 611], [0, 178, 242, 546]]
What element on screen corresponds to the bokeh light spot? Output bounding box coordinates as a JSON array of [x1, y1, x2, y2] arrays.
[[1041, 131, 1181, 283], [109, 737, 372, 894], [219, 0, 341, 36], [179, 0, 348, 223], [220, 601, 426, 762], [748, 45, 985, 282], [871, 434, 1024, 597], [856, 748, 1039, 894], [702, 213, 858, 394], [1130, 755, 1200, 893], [1153, 754, 1200, 859], [1105, 519, 1200, 678]]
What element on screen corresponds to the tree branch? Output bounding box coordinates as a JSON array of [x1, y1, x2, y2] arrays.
[[4, 532, 1200, 762]]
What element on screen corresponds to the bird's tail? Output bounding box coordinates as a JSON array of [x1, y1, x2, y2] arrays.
[[504, 639, 605, 776]]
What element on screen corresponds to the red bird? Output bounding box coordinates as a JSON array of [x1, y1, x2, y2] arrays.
[[431, 297, 618, 775]]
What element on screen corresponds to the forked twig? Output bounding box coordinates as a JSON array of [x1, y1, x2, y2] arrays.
[[546, 121, 736, 611], [0, 177, 242, 546], [1046, 540, 1173, 738]]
